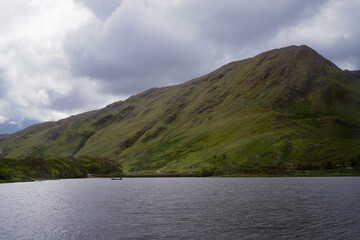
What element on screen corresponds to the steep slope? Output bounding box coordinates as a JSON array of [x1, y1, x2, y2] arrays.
[[1, 45, 360, 174]]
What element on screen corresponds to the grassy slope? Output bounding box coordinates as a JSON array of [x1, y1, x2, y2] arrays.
[[1, 45, 360, 174]]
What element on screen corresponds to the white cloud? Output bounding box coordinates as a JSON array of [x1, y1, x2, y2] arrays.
[[0, 0, 121, 127]]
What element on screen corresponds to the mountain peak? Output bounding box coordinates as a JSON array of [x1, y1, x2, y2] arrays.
[[254, 45, 333, 65], [227, 45, 336, 102]]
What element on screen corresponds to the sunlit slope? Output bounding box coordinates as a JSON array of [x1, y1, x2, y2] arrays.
[[1, 45, 360, 173]]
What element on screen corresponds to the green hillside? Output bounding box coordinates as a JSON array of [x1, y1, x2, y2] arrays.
[[1, 45, 360, 175]]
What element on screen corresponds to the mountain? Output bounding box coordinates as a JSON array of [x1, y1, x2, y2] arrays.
[[1, 45, 360, 174]]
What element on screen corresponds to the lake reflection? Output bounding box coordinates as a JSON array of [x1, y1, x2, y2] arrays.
[[1, 177, 360, 239]]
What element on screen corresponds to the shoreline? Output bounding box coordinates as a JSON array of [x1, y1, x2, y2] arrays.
[[2, 171, 359, 184]]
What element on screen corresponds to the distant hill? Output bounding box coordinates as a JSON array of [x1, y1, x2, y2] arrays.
[[345, 70, 360, 79], [1, 45, 360, 175]]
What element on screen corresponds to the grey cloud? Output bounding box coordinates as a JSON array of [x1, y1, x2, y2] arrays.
[[321, 38, 360, 70], [65, 0, 331, 96], [177, 0, 327, 47], [65, 2, 212, 94], [0, 69, 7, 97], [49, 89, 90, 111], [74, 0, 122, 19]]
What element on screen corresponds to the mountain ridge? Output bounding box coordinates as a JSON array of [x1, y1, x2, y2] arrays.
[[1, 45, 360, 174]]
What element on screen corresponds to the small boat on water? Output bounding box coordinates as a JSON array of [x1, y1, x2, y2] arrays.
[[111, 177, 122, 180]]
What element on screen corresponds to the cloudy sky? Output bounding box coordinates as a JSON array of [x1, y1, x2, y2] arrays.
[[0, 0, 359, 133]]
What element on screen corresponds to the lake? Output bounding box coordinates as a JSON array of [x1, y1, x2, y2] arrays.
[[1, 177, 359, 239]]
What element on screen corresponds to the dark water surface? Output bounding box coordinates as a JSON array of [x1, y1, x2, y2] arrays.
[[1, 177, 359, 239]]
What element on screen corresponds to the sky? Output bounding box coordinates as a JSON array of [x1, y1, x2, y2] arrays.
[[0, 0, 359, 134]]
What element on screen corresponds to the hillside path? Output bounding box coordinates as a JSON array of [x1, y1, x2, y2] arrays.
[[156, 166, 166, 173]]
